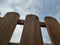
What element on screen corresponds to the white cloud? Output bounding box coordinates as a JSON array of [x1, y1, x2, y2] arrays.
[[0, 2, 14, 17]]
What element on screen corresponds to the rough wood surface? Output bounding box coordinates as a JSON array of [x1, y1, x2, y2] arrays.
[[20, 15, 43, 45], [0, 12, 20, 45], [45, 16, 60, 45]]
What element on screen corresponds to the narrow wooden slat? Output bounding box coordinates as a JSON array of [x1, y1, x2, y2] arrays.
[[0, 17, 46, 27], [18, 19, 25, 25], [0, 12, 20, 45], [9, 43, 19, 45], [45, 16, 60, 45], [18, 19, 46, 27], [20, 15, 43, 45], [39, 22, 46, 27]]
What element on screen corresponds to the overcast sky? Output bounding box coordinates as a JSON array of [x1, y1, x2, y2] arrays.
[[0, 0, 60, 44]]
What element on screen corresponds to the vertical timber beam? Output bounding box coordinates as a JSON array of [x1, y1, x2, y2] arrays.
[[20, 15, 43, 45], [45, 16, 60, 45], [0, 12, 20, 45]]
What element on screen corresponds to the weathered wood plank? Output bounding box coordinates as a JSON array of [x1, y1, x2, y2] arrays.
[[0, 17, 46, 27], [45, 16, 60, 45], [20, 15, 43, 45], [0, 12, 20, 45]]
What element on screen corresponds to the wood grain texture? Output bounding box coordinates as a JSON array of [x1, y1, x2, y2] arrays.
[[45, 16, 60, 45], [20, 15, 43, 45], [0, 12, 20, 45]]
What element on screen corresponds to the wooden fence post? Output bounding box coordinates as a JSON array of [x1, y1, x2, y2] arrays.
[[0, 12, 20, 45], [45, 16, 60, 45], [20, 14, 43, 45]]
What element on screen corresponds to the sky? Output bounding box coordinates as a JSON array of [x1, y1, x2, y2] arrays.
[[0, 0, 60, 44]]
